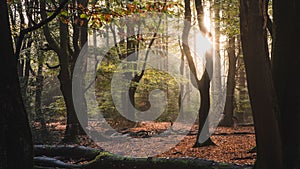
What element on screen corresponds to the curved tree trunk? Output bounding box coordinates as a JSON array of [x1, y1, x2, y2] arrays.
[[41, 0, 87, 142], [194, 0, 216, 147], [58, 12, 81, 143], [193, 70, 215, 147], [183, 0, 215, 148]]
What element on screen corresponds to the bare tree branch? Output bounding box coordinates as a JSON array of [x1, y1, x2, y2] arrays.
[[14, 0, 69, 59]]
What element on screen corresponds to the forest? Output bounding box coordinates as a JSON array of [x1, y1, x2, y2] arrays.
[[0, 0, 299, 169]]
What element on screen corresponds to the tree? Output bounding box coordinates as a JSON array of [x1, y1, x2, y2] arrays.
[[220, 36, 237, 127], [216, 0, 241, 127], [194, 0, 217, 147], [0, 1, 33, 168], [182, 0, 215, 147], [239, 0, 282, 168], [35, 34, 49, 141], [272, 0, 300, 168], [41, 0, 88, 142]]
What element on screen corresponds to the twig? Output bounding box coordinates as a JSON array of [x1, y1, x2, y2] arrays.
[[14, 0, 69, 60]]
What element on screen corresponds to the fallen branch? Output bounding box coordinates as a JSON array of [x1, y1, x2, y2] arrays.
[[83, 152, 253, 169], [33, 145, 253, 169], [34, 156, 82, 168], [34, 145, 102, 160]]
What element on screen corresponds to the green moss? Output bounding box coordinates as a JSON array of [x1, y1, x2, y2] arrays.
[[98, 151, 114, 157], [219, 162, 230, 166], [179, 159, 189, 165], [84, 151, 114, 165], [85, 153, 248, 169]]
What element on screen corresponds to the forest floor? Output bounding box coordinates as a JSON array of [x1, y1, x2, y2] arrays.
[[158, 125, 256, 165], [32, 121, 256, 166]]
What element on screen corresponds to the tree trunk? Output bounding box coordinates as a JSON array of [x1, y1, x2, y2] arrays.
[[58, 12, 81, 143], [178, 41, 185, 117], [79, 0, 88, 130], [183, 0, 215, 147], [71, 0, 89, 134], [60, 68, 81, 143], [272, 0, 300, 168], [85, 153, 250, 169], [239, 0, 282, 168], [0, 1, 33, 168], [194, 0, 215, 147], [41, 0, 86, 142], [194, 70, 215, 147], [23, 38, 33, 93], [220, 37, 236, 127], [34, 145, 101, 160], [194, 0, 208, 34], [236, 39, 248, 123], [127, 37, 137, 121], [211, 0, 222, 121], [35, 48, 48, 139], [20, 37, 33, 113]]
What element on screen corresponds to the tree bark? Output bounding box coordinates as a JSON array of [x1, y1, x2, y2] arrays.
[[239, 0, 282, 168], [33, 151, 252, 169], [0, 1, 33, 168], [194, 0, 208, 34], [57, 9, 81, 142], [35, 46, 48, 139], [220, 37, 236, 127], [126, 23, 137, 121], [71, 0, 89, 134], [41, 0, 87, 142], [235, 38, 248, 123], [85, 153, 251, 169], [183, 0, 215, 147], [272, 0, 300, 168], [34, 145, 102, 160]]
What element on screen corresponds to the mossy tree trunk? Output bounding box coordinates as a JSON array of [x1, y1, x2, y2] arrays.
[[84, 153, 251, 169]]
